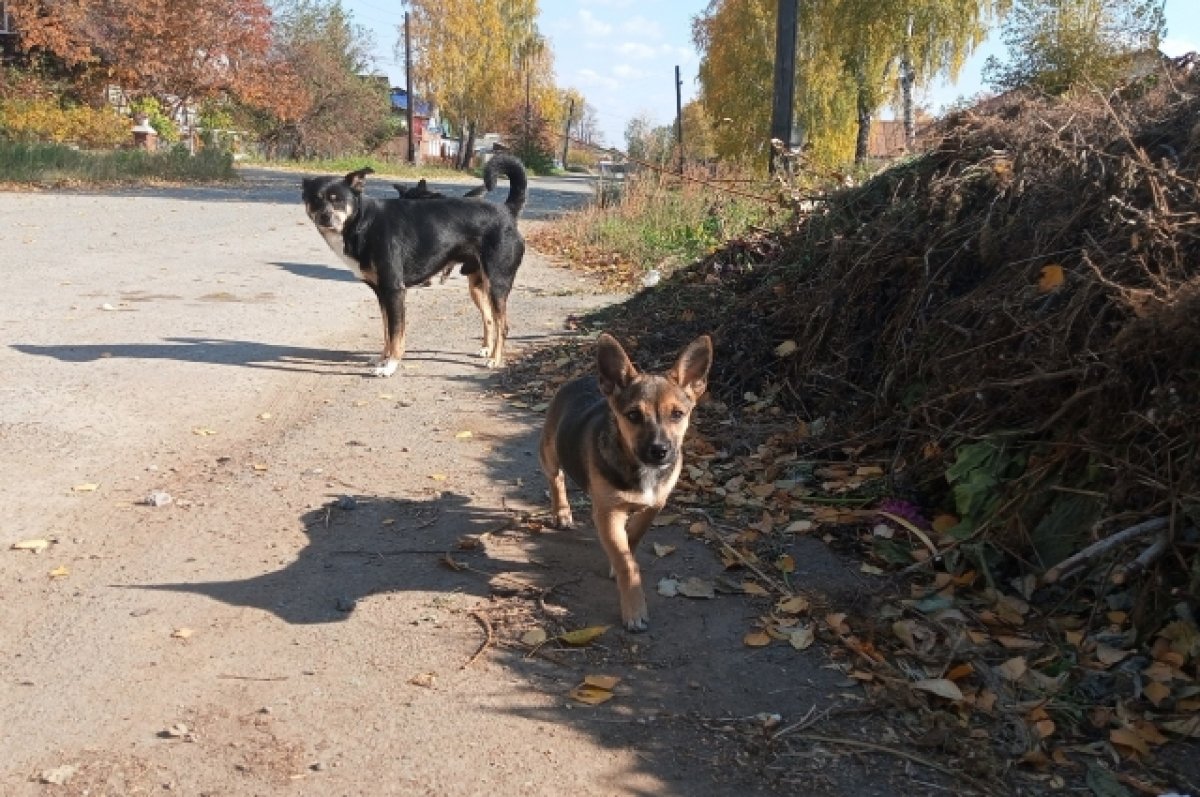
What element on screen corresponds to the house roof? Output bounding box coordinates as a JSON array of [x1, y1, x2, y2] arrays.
[[390, 88, 432, 118]]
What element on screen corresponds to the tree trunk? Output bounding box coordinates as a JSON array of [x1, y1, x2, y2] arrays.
[[854, 87, 872, 163], [901, 15, 916, 150], [459, 123, 476, 170]]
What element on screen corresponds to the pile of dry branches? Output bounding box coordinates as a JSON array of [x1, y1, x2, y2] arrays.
[[613, 56, 1200, 590]]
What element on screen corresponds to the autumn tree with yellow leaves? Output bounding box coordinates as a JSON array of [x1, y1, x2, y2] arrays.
[[404, 0, 562, 168], [693, 0, 1004, 169]]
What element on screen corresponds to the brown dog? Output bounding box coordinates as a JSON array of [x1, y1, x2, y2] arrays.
[[539, 333, 713, 631]]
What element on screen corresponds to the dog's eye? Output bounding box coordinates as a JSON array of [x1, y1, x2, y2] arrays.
[[624, 409, 644, 424], [670, 408, 685, 422]]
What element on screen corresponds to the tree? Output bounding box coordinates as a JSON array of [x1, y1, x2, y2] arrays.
[[680, 99, 716, 162], [403, 0, 549, 168], [625, 112, 675, 166], [6, 0, 286, 119], [258, 0, 391, 158], [983, 0, 1165, 94]]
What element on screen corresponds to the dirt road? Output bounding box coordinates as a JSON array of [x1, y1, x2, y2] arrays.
[[0, 169, 876, 796]]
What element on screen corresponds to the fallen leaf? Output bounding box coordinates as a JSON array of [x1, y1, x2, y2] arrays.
[[911, 678, 964, 701], [652, 543, 676, 558], [11, 539, 50, 553], [559, 626, 610, 646], [252, 463, 268, 472], [931, 514, 959, 535], [258, 412, 272, 420], [1096, 644, 1132, 667], [677, 577, 715, 599], [38, 765, 77, 786], [520, 628, 548, 647], [860, 563, 884, 576], [72, 482, 100, 492], [744, 631, 772, 647], [429, 473, 448, 481], [1162, 716, 1200, 738], [825, 613, 849, 634], [776, 596, 810, 615], [786, 625, 815, 650], [741, 581, 769, 596], [48, 565, 69, 578], [1109, 727, 1149, 757], [997, 656, 1028, 682], [171, 628, 194, 639], [191, 428, 217, 436], [774, 340, 799, 358], [569, 683, 614, 705], [996, 635, 1042, 650], [945, 662, 974, 681], [408, 672, 436, 688], [1034, 719, 1056, 738], [455, 430, 473, 439], [583, 675, 620, 690], [784, 520, 814, 533], [1037, 263, 1065, 293], [657, 578, 679, 597], [1142, 681, 1170, 707], [775, 554, 796, 574]]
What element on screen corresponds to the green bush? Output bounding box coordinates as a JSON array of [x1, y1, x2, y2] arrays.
[[0, 141, 235, 183]]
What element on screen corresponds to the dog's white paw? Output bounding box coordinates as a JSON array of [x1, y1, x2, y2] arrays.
[[551, 509, 575, 529], [484, 356, 503, 369], [476, 347, 490, 359], [371, 359, 399, 378], [623, 612, 649, 633]]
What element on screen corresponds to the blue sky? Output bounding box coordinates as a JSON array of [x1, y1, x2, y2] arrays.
[[345, 0, 1200, 148]]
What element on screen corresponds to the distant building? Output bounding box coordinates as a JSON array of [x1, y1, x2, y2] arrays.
[[385, 87, 460, 163]]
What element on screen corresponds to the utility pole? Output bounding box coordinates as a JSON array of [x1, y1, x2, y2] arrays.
[[561, 98, 574, 168], [769, 0, 798, 174], [524, 70, 532, 158], [674, 65, 684, 175], [404, 12, 415, 164]]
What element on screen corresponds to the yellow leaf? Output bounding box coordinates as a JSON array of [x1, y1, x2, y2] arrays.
[[995, 635, 1042, 650], [192, 427, 217, 436], [1142, 681, 1171, 707], [409, 672, 436, 688], [652, 543, 676, 558], [1034, 719, 1056, 739], [743, 631, 772, 647], [257, 412, 272, 420], [1037, 264, 1065, 293], [932, 514, 959, 534], [569, 684, 615, 705], [455, 430, 473, 439], [252, 463, 268, 472], [945, 662, 974, 681], [774, 554, 795, 574], [11, 539, 50, 553], [583, 675, 620, 690], [773, 340, 798, 358], [48, 565, 69, 578], [429, 473, 448, 481], [1109, 727, 1149, 756], [72, 483, 99, 492], [559, 626, 610, 646], [171, 628, 194, 639], [741, 581, 769, 596], [776, 596, 810, 615]]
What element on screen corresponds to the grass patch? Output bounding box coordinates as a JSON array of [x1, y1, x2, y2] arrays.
[[529, 168, 780, 288], [0, 141, 236, 185]]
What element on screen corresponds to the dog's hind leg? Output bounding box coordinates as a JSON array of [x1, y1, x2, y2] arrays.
[[538, 437, 574, 530], [467, 270, 495, 360], [484, 279, 512, 368]]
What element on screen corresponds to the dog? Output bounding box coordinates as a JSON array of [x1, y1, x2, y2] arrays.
[[539, 332, 713, 631], [392, 181, 488, 286], [301, 155, 527, 377]]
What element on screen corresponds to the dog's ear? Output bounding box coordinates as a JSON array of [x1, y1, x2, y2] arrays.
[[464, 186, 486, 198], [596, 333, 638, 396], [416, 179, 428, 191], [668, 335, 713, 399], [344, 167, 374, 194]]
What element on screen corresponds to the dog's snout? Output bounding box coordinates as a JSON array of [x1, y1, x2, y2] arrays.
[[646, 442, 671, 464]]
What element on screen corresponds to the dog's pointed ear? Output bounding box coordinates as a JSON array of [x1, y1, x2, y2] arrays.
[[416, 179, 428, 190], [668, 335, 713, 399], [464, 185, 486, 198], [596, 333, 638, 396], [344, 167, 374, 194]]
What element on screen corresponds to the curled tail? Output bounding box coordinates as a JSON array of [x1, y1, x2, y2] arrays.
[[483, 154, 528, 219]]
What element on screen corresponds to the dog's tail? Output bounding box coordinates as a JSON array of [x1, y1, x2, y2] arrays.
[[483, 155, 527, 219]]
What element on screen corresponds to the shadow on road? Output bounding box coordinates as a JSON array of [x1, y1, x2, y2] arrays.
[[11, 337, 365, 374], [270, 261, 358, 283]]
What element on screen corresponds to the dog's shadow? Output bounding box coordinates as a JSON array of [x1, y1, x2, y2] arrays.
[[270, 261, 357, 283], [11, 337, 363, 374], [126, 492, 549, 624]]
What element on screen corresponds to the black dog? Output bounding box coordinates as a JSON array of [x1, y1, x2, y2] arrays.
[[302, 155, 527, 376]]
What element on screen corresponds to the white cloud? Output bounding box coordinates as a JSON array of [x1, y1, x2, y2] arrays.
[[576, 68, 619, 91], [621, 15, 662, 40], [617, 42, 658, 59], [613, 64, 648, 80], [578, 9, 613, 37]]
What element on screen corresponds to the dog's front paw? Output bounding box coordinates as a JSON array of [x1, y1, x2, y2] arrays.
[[485, 355, 503, 369], [551, 508, 575, 529], [371, 359, 399, 378], [622, 608, 649, 633], [476, 347, 490, 359], [620, 589, 649, 633]]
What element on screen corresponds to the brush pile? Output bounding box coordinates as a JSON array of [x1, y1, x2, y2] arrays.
[[603, 56, 1200, 589]]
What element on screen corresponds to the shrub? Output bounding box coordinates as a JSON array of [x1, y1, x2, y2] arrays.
[[0, 99, 129, 148]]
